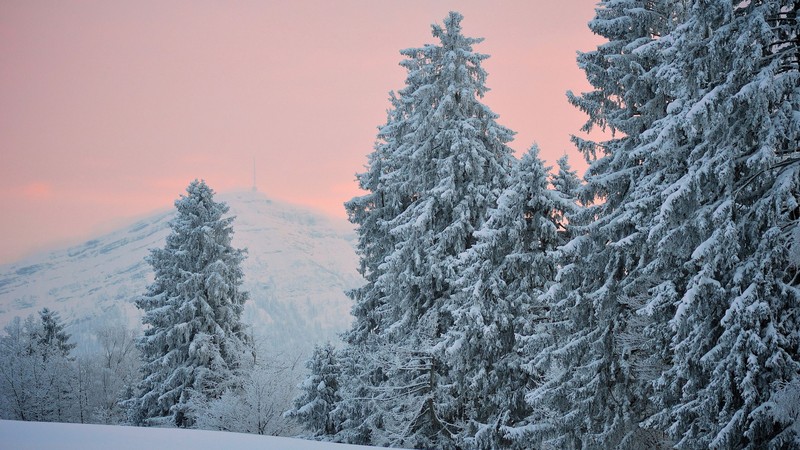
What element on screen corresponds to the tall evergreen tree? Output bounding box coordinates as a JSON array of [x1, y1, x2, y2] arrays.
[[639, 2, 800, 447], [442, 146, 574, 448], [538, 1, 799, 448], [329, 12, 516, 448], [128, 180, 253, 428], [529, 1, 683, 448], [286, 343, 342, 437]]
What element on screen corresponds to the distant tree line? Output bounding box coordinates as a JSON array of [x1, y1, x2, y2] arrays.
[[0, 308, 138, 424]]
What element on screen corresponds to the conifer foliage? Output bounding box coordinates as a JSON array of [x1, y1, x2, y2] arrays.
[[325, 11, 517, 448], [286, 343, 342, 436], [523, 1, 680, 447], [443, 146, 576, 448], [128, 180, 253, 428], [641, 2, 800, 448], [530, 1, 800, 448], [36, 308, 77, 359], [0, 3, 794, 448], [321, 4, 798, 449]]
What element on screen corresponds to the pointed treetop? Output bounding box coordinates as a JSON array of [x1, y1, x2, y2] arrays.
[[175, 179, 229, 220], [399, 11, 492, 101], [443, 11, 462, 32], [518, 143, 543, 167], [432, 12, 459, 39], [37, 307, 76, 357], [182, 179, 214, 201], [432, 11, 484, 46]]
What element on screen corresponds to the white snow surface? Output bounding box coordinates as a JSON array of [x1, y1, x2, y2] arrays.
[[0, 420, 379, 450], [0, 190, 363, 353]]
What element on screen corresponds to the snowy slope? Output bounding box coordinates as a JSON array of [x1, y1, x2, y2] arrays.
[[0, 190, 362, 353], [0, 420, 380, 450]]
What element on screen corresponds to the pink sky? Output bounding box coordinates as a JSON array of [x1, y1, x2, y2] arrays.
[[0, 1, 602, 264]]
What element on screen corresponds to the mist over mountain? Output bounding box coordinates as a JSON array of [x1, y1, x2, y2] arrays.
[[0, 190, 362, 354]]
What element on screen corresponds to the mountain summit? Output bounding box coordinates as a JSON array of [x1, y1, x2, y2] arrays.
[[0, 190, 361, 353]]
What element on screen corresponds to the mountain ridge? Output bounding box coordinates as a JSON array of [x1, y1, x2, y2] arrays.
[[0, 190, 362, 353]]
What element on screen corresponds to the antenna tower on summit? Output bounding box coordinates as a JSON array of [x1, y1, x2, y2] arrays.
[[252, 157, 257, 192]]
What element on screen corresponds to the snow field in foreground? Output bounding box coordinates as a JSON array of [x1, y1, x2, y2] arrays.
[[0, 420, 381, 450]]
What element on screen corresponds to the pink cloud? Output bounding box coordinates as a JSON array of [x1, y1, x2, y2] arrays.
[[20, 182, 53, 200]]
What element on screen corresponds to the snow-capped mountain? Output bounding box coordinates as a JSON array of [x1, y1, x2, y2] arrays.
[[0, 190, 362, 353]]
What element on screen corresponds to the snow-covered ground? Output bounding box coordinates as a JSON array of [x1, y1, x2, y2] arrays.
[[0, 420, 379, 450]]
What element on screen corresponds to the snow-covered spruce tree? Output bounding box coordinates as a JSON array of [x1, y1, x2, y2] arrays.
[[549, 155, 582, 244], [128, 180, 253, 428], [526, 1, 683, 448], [329, 11, 516, 448], [440, 145, 575, 448], [37, 308, 77, 358], [286, 343, 342, 437], [638, 2, 800, 448], [498, 154, 582, 448], [537, 1, 799, 447]]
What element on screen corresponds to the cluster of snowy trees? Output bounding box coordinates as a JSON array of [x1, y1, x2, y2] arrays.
[[1, 180, 300, 436], [0, 308, 140, 424], [289, 5, 799, 449]]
